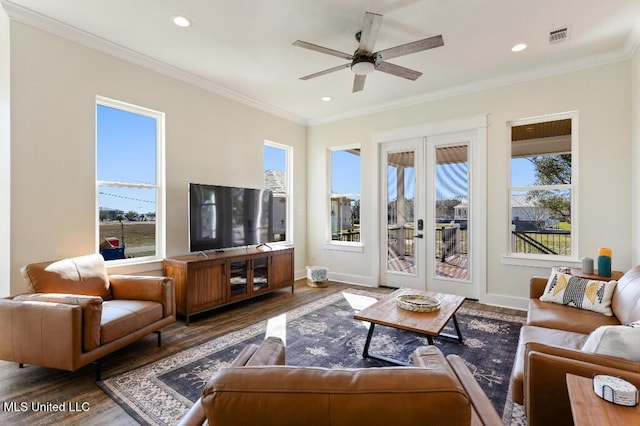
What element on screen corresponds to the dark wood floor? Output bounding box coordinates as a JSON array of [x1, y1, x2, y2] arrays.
[[0, 280, 525, 425], [0, 281, 395, 425]]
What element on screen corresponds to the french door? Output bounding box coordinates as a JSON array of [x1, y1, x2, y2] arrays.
[[379, 129, 484, 299]]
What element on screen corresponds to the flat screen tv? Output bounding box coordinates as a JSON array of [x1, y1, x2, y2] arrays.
[[189, 183, 274, 252]]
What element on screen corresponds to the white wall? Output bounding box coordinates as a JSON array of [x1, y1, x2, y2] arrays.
[[308, 62, 632, 309], [6, 22, 307, 295], [632, 46, 640, 265], [0, 9, 10, 296]]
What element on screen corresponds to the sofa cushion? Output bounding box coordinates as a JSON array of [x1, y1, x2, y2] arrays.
[[100, 300, 163, 344], [201, 366, 472, 426], [21, 254, 111, 300], [582, 325, 640, 362], [540, 271, 617, 316], [511, 325, 588, 404], [611, 265, 640, 324], [528, 298, 620, 335], [13, 293, 102, 352]]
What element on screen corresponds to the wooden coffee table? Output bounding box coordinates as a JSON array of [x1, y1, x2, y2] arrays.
[[353, 288, 465, 365]]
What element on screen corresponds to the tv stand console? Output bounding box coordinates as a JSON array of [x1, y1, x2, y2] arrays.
[[163, 246, 294, 325]]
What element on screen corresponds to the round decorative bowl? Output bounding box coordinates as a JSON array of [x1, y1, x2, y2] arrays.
[[396, 294, 441, 312]]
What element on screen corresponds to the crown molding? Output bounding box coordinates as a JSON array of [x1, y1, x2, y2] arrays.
[[3, 0, 639, 128], [623, 8, 640, 59], [0, 0, 307, 126], [307, 48, 631, 126]]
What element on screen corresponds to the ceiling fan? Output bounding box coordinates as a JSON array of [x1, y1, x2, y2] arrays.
[[293, 11, 444, 93]]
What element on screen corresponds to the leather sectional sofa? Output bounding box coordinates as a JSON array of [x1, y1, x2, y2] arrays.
[[510, 266, 640, 425], [0, 254, 175, 379], [179, 336, 503, 426]]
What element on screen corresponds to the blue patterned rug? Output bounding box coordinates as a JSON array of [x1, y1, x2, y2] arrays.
[[99, 289, 526, 425]]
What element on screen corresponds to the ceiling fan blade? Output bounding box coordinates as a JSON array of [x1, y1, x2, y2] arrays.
[[300, 63, 350, 80], [375, 61, 422, 81], [358, 12, 382, 54], [292, 40, 353, 60], [376, 35, 444, 61], [353, 74, 366, 92]]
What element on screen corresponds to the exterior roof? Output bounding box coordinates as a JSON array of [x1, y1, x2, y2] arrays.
[[264, 169, 286, 194]]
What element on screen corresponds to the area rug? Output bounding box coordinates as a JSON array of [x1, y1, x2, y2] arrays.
[[99, 289, 526, 425]]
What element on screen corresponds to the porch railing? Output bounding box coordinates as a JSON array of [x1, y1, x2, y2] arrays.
[[511, 230, 571, 255], [386, 225, 469, 260]]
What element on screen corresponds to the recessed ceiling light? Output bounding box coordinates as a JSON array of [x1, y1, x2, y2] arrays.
[[321, 96, 332, 102], [511, 43, 527, 52], [172, 15, 192, 28]]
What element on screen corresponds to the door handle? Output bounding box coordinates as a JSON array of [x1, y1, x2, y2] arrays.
[[413, 234, 424, 239]]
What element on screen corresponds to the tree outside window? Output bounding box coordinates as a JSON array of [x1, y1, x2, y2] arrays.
[[510, 116, 574, 256]]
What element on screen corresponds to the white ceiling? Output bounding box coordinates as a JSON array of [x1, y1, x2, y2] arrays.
[[3, 0, 640, 124]]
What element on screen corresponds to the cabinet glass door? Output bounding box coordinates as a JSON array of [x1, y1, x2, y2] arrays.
[[252, 256, 270, 293], [229, 259, 249, 298]]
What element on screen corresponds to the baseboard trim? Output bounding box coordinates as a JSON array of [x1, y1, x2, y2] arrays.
[[479, 293, 529, 311]]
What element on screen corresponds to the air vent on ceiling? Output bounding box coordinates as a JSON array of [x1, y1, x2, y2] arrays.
[[549, 26, 569, 44]]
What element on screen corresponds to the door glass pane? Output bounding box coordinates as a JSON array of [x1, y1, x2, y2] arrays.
[[386, 150, 415, 275], [434, 145, 469, 280]]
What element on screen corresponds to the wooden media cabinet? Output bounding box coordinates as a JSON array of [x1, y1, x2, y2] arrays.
[[163, 246, 294, 325]]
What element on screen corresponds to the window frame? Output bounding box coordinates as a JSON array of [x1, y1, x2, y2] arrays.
[[503, 110, 579, 266], [264, 140, 293, 245], [325, 144, 363, 252], [95, 96, 166, 265]]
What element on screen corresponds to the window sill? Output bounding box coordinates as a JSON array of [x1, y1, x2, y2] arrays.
[[501, 254, 581, 268], [105, 257, 164, 275], [323, 242, 364, 253]]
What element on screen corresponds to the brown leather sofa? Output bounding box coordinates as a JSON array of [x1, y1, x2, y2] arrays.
[[0, 254, 175, 379], [178, 336, 503, 426], [510, 266, 640, 426]]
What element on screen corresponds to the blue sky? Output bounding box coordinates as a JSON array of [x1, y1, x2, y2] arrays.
[[97, 104, 157, 214], [264, 145, 285, 172], [511, 158, 536, 186], [330, 150, 361, 197]]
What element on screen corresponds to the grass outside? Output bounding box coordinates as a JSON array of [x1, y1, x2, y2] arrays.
[[99, 221, 156, 257], [514, 230, 571, 255]]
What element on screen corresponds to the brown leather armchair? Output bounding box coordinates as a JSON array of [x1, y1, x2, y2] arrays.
[[179, 336, 503, 426], [0, 254, 175, 379]]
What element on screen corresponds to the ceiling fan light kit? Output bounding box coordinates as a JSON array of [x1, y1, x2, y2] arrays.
[[293, 11, 444, 93], [351, 56, 376, 75]]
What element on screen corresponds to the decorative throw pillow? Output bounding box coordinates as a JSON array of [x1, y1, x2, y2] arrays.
[[540, 272, 617, 316], [14, 293, 103, 352], [582, 324, 640, 361]]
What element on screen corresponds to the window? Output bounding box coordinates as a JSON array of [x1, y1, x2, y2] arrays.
[[264, 141, 291, 243], [96, 97, 165, 262], [330, 146, 361, 243], [509, 113, 575, 257]]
